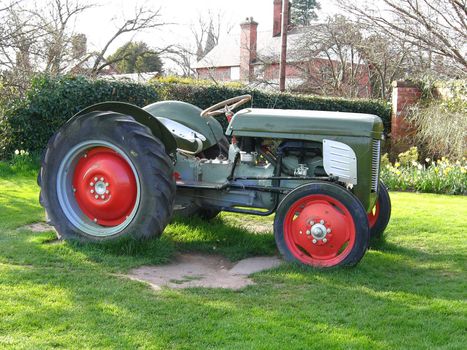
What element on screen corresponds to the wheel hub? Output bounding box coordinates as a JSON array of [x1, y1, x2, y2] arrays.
[[311, 223, 327, 240], [94, 180, 107, 195], [72, 147, 137, 227], [283, 194, 356, 267]]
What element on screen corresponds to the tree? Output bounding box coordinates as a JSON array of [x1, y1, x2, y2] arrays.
[[358, 31, 410, 99], [291, 0, 320, 26], [108, 41, 163, 74], [336, 0, 467, 77], [292, 15, 369, 97], [0, 0, 170, 87], [38, 0, 94, 75]]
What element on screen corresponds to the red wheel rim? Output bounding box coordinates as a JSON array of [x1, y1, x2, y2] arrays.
[[283, 194, 356, 267], [72, 147, 137, 227], [367, 199, 380, 229]]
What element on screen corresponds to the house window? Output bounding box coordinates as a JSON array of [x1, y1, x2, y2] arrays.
[[230, 66, 240, 80]]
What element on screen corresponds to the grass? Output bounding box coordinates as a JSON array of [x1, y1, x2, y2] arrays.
[[0, 173, 466, 349]]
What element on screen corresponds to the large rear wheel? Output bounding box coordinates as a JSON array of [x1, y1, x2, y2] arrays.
[[39, 112, 176, 241], [274, 182, 370, 268]]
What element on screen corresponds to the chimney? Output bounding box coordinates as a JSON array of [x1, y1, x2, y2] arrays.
[[239, 17, 258, 82], [273, 0, 291, 37]]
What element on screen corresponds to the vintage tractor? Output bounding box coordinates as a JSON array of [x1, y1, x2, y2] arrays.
[[38, 95, 391, 268]]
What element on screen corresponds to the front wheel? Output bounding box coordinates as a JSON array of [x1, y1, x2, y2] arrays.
[[39, 112, 176, 241], [274, 182, 370, 268], [368, 181, 391, 244]]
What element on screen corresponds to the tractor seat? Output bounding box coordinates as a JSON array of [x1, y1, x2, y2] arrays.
[[157, 117, 207, 154]]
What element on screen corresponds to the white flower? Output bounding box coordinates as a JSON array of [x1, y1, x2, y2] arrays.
[[14, 150, 19, 155], [20, 150, 25, 155]]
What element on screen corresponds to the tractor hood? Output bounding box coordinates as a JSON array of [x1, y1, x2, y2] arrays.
[[226, 108, 384, 139]]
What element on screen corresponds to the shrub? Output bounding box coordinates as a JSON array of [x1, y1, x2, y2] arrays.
[[397, 147, 419, 166], [0, 75, 158, 159], [153, 75, 245, 88], [407, 100, 466, 160], [381, 148, 467, 195], [151, 82, 392, 132]]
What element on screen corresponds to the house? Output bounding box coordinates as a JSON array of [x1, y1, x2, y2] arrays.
[[193, 0, 371, 97]]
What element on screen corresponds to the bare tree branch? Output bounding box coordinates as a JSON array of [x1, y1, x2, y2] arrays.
[[90, 6, 168, 76], [336, 0, 467, 73]]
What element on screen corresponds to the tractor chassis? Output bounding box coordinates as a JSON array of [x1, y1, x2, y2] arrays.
[[175, 151, 338, 216]]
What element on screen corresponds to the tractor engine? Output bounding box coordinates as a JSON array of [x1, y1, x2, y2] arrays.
[[174, 137, 327, 213]]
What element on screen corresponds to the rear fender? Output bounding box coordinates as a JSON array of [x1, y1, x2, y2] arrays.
[[71, 102, 177, 156]]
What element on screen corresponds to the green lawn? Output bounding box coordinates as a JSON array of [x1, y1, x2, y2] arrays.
[[0, 174, 466, 349]]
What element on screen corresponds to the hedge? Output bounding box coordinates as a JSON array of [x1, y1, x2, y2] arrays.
[[152, 82, 391, 132], [0, 75, 391, 159], [0, 75, 158, 159]]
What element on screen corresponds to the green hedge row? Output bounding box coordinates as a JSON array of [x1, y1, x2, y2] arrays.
[[0, 75, 391, 159], [0, 75, 158, 159]]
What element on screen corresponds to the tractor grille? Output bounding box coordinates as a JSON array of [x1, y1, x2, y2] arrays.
[[371, 139, 381, 192]]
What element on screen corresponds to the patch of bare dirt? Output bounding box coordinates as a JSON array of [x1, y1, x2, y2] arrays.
[[245, 221, 273, 234], [20, 222, 53, 233], [226, 217, 273, 234], [127, 253, 282, 291]]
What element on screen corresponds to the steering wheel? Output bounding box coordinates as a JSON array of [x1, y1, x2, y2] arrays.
[[200, 94, 252, 117]]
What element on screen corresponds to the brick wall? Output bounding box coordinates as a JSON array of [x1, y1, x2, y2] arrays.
[[391, 81, 421, 140], [197, 67, 232, 81]]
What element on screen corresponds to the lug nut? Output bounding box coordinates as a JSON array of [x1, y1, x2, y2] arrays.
[[327, 228, 331, 233], [94, 177, 98, 181], [90, 182, 94, 186], [94, 195, 99, 199], [101, 195, 105, 199], [90, 189, 94, 193], [320, 220, 325, 225], [309, 220, 315, 225], [100, 177, 104, 181], [306, 230, 311, 235], [105, 190, 109, 194], [105, 182, 109, 187], [312, 239, 317, 244], [323, 238, 328, 243]]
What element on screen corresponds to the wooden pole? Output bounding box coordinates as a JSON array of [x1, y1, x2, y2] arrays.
[[279, 0, 288, 92]]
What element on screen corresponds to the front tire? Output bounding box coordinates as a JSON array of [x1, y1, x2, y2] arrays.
[[368, 181, 391, 244], [274, 182, 370, 268], [39, 112, 176, 241]]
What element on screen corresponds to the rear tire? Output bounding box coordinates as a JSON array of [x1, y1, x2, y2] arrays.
[[39, 112, 176, 241], [274, 182, 370, 268]]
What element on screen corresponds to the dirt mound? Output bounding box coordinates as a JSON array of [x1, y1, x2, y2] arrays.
[[127, 253, 282, 290]]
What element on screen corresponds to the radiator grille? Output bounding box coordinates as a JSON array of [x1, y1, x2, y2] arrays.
[[371, 139, 381, 192]]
